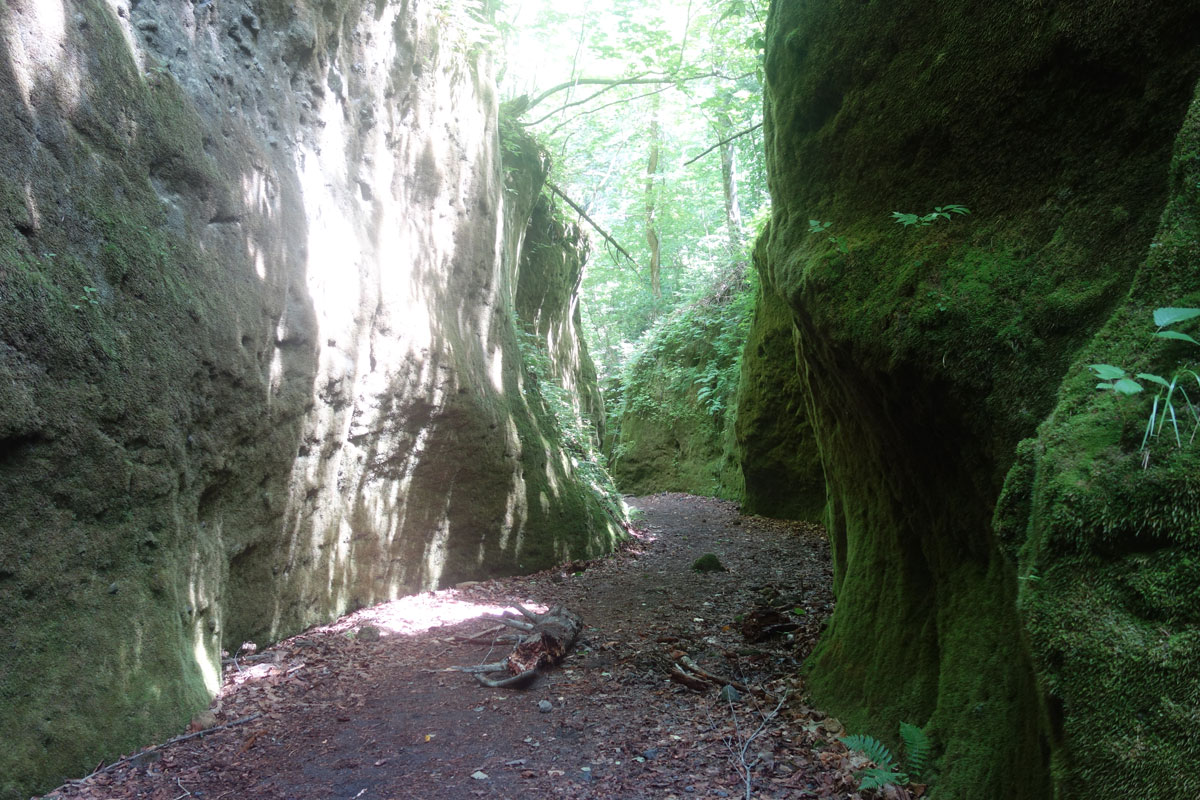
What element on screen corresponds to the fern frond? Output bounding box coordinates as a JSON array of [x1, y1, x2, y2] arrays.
[[899, 722, 932, 779], [841, 734, 896, 772], [859, 767, 908, 790]]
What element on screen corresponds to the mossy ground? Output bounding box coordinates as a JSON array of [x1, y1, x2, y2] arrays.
[[756, 1, 1200, 797]]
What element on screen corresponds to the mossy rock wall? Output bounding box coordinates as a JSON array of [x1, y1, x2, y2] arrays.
[[757, 1, 1200, 797], [735, 234, 824, 521], [608, 271, 747, 501], [995, 86, 1200, 798], [0, 3, 620, 797]]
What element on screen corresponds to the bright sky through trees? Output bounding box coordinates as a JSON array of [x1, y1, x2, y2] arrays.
[[493, 0, 769, 383]]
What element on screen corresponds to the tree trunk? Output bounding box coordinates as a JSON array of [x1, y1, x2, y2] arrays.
[[645, 93, 662, 299], [716, 113, 743, 258]]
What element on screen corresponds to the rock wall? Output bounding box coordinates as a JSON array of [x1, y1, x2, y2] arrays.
[[0, 1, 620, 796], [753, 1, 1200, 797], [995, 86, 1200, 798], [735, 235, 824, 521], [607, 268, 747, 500]]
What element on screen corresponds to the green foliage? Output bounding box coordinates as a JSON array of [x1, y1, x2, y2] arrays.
[[614, 263, 754, 428], [808, 219, 849, 254], [841, 723, 933, 792], [431, 0, 503, 57], [841, 734, 909, 790], [891, 204, 970, 227], [500, 0, 770, 384], [899, 721, 932, 779], [1089, 306, 1200, 450], [72, 286, 100, 311], [515, 327, 624, 521]]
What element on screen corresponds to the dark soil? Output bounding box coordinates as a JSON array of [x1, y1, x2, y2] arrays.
[[41, 494, 900, 800]]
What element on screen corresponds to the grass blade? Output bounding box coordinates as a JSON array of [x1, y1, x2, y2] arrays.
[[1142, 396, 1159, 451]]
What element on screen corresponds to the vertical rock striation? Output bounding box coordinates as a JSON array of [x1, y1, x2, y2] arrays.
[[753, 1, 1200, 797], [0, 1, 619, 796]]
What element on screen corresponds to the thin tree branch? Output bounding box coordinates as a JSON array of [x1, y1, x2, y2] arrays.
[[523, 71, 716, 115], [683, 122, 764, 166], [527, 79, 654, 128], [545, 86, 672, 136], [545, 182, 639, 269]]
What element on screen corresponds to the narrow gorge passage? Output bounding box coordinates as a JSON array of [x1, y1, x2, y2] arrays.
[[40, 495, 877, 800]]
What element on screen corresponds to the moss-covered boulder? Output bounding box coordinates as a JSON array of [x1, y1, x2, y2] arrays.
[[754, 1, 1200, 797]]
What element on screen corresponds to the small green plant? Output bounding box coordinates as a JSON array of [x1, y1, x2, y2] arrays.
[[808, 219, 849, 254], [892, 204, 970, 227], [72, 286, 100, 311], [516, 324, 624, 521], [841, 722, 932, 791], [1090, 306, 1200, 451]]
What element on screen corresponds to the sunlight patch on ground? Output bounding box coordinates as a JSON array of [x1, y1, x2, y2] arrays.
[[322, 591, 549, 638], [216, 590, 552, 696]]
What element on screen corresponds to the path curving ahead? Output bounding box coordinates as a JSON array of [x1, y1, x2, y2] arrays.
[[45, 495, 888, 800]]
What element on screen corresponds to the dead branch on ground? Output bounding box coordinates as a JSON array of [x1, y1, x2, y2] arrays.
[[721, 691, 789, 800], [450, 604, 583, 689], [669, 653, 761, 697]]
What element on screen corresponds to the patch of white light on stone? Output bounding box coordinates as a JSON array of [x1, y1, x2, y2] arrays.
[[489, 345, 505, 392], [6, 0, 83, 110], [423, 504, 454, 590], [498, 468, 527, 551], [104, 0, 146, 73], [192, 623, 220, 695]]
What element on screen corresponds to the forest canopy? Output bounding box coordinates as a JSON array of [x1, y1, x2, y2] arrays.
[[491, 0, 769, 383]]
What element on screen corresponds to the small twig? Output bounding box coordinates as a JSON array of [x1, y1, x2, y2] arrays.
[[683, 122, 764, 166], [670, 663, 710, 691], [483, 614, 536, 632], [510, 603, 543, 623], [173, 778, 192, 799], [720, 690, 788, 800], [455, 624, 508, 642], [678, 655, 757, 696], [449, 660, 511, 674], [473, 668, 539, 689]]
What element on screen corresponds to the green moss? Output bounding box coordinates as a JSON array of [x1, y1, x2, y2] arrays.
[[756, 1, 1200, 798], [691, 552, 726, 572], [1005, 85, 1200, 798], [736, 231, 825, 520], [608, 265, 751, 500]]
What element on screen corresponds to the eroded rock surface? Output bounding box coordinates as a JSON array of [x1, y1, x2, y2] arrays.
[[0, 2, 619, 796]]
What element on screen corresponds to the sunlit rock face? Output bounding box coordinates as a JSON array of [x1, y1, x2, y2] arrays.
[[755, 2, 1200, 799], [0, 1, 620, 796]]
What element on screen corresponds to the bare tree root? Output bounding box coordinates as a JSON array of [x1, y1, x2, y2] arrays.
[[451, 604, 583, 689]]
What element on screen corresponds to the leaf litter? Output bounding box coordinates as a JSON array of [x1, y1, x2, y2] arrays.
[[40, 493, 913, 800]]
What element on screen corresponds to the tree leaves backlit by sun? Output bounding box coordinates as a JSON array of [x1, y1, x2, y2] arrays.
[[494, 0, 769, 385]]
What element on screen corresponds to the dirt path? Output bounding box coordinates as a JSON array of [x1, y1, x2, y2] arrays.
[[43, 494, 880, 800]]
